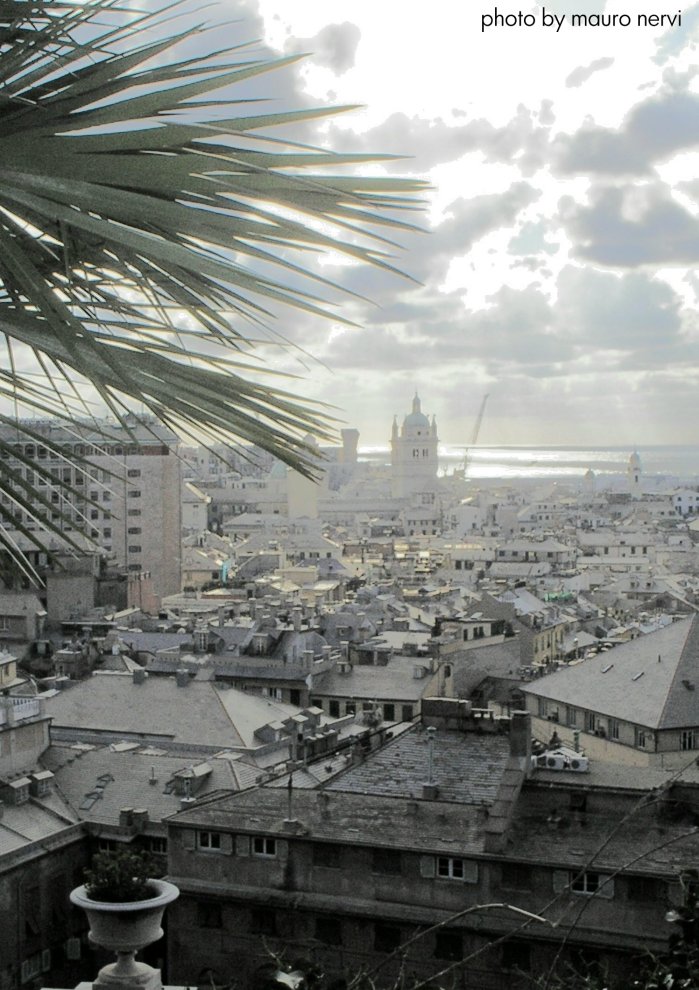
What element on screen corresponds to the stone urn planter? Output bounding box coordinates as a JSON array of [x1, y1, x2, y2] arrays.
[[70, 878, 179, 953], [70, 851, 179, 989]]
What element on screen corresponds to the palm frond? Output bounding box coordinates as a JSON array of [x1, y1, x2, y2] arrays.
[[0, 0, 424, 576]]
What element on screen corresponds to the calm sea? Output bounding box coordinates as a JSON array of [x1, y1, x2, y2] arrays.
[[358, 445, 699, 482]]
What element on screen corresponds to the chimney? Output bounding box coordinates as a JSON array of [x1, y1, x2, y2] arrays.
[[132, 667, 147, 685], [218, 606, 225, 629], [321, 645, 332, 663], [509, 710, 532, 771], [119, 807, 134, 828], [340, 640, 349, 661], [303, 649, 314, 672], [176, 669, 189, 688], [132, 808, 149, 831], [292, 607, 303, 632]]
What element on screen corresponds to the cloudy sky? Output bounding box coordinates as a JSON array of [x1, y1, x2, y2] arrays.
[[207, 1, 699, 449]]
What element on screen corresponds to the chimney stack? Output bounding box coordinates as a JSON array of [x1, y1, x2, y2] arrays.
[[509, 710, 532, 771]]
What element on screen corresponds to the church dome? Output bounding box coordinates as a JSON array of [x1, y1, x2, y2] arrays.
[[403, 393, 430, 429], [404, 410, 430, 428]]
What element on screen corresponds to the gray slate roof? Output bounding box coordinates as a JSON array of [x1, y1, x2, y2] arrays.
[[327, 725, 511, 805], [42, 744, 255, 825], [525, 616, 699, 730], [44, 673, 303, 749], [171, 784, 493, 857], [313, 655, 434, 702]]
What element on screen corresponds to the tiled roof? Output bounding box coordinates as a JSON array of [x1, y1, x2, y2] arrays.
[[119, 632, 192, 654], [507, 780, 699, 874], [326, 725, 511, 804], [171, 784, 492, 856], [44, 673, 310, 749], [313, 655, 434, 701], [0, 793, 79, 855], [42, 744, 246, 824], [524, 616, 699, 730]]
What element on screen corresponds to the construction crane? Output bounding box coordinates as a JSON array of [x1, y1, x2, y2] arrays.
[[461, 393, 489, 478]]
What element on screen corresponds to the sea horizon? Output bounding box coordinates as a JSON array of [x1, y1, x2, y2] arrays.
[[357, 443, 699, 481]]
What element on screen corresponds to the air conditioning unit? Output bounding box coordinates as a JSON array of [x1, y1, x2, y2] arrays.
[[544, 754, 567, 770], [568, 755, 590, 772]]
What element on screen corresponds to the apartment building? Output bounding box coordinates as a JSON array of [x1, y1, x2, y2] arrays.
[[165, 701, 696, 989], [0, 418, 181, 601]]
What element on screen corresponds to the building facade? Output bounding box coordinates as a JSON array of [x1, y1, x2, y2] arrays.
[[164, 701, 694, 989], [391, 394, 439, 499], [0, 418, 182, 602]]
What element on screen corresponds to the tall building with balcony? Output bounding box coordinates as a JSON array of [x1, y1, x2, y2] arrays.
[[0, 418, 182, 602]]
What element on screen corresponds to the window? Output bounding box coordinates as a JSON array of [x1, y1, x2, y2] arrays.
[[149, 836, 167, 855], [128, 509, 142, 517], [584, 711, 596, 733], [437, 857, 465, 880], [128, 527, 142, 535], [128, 490, 141, 498], [374, 924, 401, 953], [127, 469, 141, 478], [681, 729, 697, 751], [401, 705, 414, 722], [197, 902, 222, 928], [252, 836, 277, 858], [313, 843, 341, 869], [315, 917, 342, 945], [103, 528, 111, 539], [570, 871, 610, 896], [198, 830, 222, 851], [372, 848, 401, 874], [328, 700, 340, 718], [383, 703, 395, 721], [538, 698, 548, 718], [565, 706, 577, 727], [609, 719, 620, 740], [128, 545, 142, 553], [250, 908, 276, 935], [635, 727, 648, 749], [434, 929, 462, 961], [501, 862, 533, 890]]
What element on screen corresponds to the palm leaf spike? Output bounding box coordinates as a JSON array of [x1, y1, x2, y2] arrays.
[[0, 0, 425, 577]]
